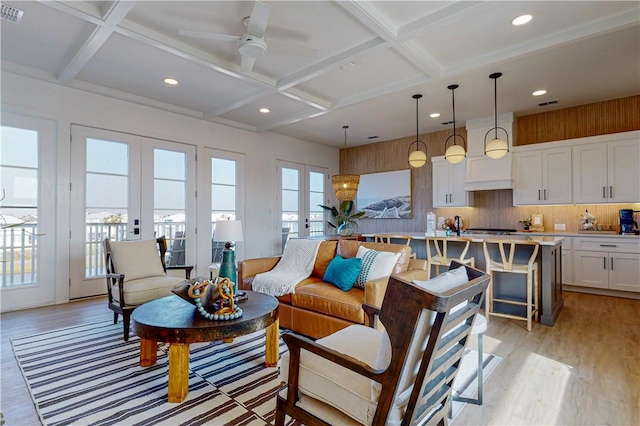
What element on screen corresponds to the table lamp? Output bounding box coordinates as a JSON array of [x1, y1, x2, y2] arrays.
[[213, 220, 243, 294]]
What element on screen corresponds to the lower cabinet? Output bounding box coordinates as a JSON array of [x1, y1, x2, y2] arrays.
[[572, 238, 640, 293], [561, 237, 573, 285]]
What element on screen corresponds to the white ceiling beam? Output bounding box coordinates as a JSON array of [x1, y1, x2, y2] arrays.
[[257, 109, 329, 132], [203, 89, 274, 119], [277, 38, 387, 90], [331, 75, 432, 110]]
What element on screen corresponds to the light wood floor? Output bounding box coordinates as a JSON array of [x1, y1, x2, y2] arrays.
[[1, 292, 638, 425]]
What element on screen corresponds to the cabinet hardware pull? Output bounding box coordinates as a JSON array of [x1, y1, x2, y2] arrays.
[[544, 189, 547, 200], [609, 186, 613, 198], [600, 244, 617, 247], [610, 257, 613, 270], [538, 189, 541, 200], [603, 257, 606, 269], [602, 186, 606, 198]]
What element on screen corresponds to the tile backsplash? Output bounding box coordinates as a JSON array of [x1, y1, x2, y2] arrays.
[[434, 190, 640, 232]]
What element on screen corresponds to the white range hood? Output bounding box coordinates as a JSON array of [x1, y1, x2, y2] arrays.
[[464, 112, 515, 191]]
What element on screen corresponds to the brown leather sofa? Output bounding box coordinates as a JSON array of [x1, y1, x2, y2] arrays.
[[238, 239, 428, 339]]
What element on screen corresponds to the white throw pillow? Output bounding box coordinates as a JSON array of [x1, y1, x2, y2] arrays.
[[412, 265, 469, 293], [109, 239, 166, 282], [354, 246, 401, 288]]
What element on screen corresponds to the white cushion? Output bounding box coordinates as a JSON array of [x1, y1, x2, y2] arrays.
[[412, 265, 469, 293], [280, 325, 383, 425], [109, 239, 166, 282], [110, 275, 184, 306], [354, 246, 401, 288]]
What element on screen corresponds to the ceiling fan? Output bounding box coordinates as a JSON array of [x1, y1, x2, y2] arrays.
[[179, 1, 316, 72]]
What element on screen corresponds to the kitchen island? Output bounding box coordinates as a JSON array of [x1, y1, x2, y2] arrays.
[[362, 232, 564, 327]]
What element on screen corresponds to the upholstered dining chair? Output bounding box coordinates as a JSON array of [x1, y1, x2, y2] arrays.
[[276, 261, 489, 426], [104, 236, 193, 340]]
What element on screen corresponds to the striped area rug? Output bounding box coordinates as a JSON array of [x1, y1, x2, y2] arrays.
[[12, 321, 288, 426], [12, 321, 500, 425]]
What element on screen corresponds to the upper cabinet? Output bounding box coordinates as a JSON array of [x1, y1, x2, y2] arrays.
[[432, 157, 473, 208], [573, 138, 640, 203], [513, 147, 572, 205]]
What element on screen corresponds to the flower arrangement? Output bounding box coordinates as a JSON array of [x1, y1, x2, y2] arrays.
[[519, 218, 533, 229]]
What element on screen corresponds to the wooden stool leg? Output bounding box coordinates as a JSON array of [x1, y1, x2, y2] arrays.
[[139, 338, 157, 367], [265, 318, 279, 367], [168, 343, 190, 403]]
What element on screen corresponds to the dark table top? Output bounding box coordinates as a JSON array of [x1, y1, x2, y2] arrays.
[[132, 291, 279, 344]]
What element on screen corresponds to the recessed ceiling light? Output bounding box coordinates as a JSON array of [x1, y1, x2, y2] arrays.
[[430, 113, 441, 118], [259, 108, 270, 113], [512, 14, 532, 26], [163, 77, 179, 85], [532, 89, 547, 96]]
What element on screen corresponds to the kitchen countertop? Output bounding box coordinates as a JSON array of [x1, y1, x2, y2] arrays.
[[362, 232, 564, 246], [512, 231, 640, 239]]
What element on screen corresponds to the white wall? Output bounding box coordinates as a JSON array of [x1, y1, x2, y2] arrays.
[[1, 70, 338, 304]]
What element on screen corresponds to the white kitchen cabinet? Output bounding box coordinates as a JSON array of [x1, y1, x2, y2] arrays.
[[513, 147, 572, 205], [572, 237, 640, 293], [572, 139, 640, 203], [432, 157, 473, 207]]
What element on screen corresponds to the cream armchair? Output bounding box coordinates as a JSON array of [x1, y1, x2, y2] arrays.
[[104, 236, 193, 340]]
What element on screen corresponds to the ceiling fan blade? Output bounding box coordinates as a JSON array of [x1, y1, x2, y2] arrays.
[[179, 30, 240, 42], [267, 37, 318, 58], [246, 1, 271, 37], [241, 55, 256, 72]]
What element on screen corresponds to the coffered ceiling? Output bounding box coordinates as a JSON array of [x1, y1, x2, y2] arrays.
[[1, 1, 638, 147]]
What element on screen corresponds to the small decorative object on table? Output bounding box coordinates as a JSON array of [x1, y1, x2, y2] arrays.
[[187, 278, 244, 320]]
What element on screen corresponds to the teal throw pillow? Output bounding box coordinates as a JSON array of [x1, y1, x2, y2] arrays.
[[323, 255, 362, 291]]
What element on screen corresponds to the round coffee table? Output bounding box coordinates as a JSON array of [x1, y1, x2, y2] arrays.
[[132, 291, 279, 403]]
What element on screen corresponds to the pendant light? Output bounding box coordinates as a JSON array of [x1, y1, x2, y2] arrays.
[[484, 72, 509, 159], [444, 84, 466, 164], [408, 94, 427, 168], [331, 125, 360, 202]]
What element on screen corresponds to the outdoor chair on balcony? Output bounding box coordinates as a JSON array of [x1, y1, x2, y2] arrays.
[[276, 261, 489, 426], [104, 236, 193, 341]]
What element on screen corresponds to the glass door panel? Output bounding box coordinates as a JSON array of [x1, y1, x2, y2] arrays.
[[1, 113, 56, 311]]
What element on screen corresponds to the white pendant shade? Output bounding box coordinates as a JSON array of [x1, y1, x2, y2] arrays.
[[409, 149, 427, 168], [485, 138, 509, 159], [445, 144, 466, 164]]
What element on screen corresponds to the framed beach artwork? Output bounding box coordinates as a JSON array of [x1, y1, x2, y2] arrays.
[[356, 170, 411, 219]]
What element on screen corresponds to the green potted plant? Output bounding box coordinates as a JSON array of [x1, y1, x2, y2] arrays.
[[319, 200, 365, 236]]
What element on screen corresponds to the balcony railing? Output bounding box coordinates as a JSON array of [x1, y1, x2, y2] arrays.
[[1, 223, 38, 287]]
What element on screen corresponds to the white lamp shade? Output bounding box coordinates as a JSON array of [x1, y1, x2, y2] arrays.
[[445, 144, 466, 164], [214, 220, 243, 242], [408, 149, 427, 168], [485, 138, 509, 159]]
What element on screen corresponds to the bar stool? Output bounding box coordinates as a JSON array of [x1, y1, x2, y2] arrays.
[[425, 237, 474, 279], [482, 239, 539, 332], [374, 234, 416, 258], [449, 313, 487, 418]]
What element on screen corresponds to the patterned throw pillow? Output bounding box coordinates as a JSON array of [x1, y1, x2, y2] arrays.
[[354, 246, 401, 288], [323, 255, 362, 291]]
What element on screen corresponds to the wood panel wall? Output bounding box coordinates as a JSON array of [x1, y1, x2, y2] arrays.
[[516, 95, 640, 145], [340, 95, 640, 236]]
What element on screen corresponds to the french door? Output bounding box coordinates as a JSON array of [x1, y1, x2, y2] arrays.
[[0, 113, 56, 311], [277, 161, 327, 247], [69, 126, 196, 299]]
